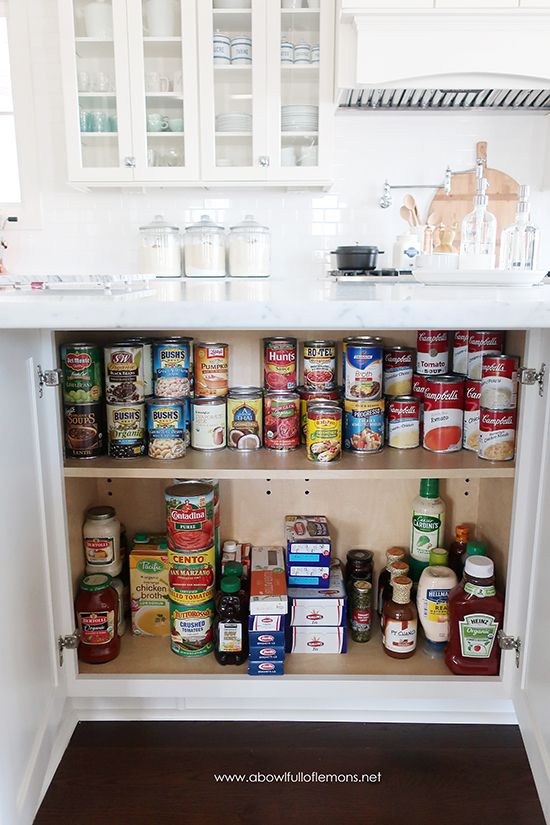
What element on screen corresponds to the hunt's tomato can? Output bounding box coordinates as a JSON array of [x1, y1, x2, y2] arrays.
[[478, 408, 516, 462], [467, 331, 504, 380], [416, 331, 449, 375], [423, 375, 464, 453], [303, 340, 337, 389], [383, 347, 414, 397], [452, 330, 469, 375], [480, 355, 518, 410], [298, 385, 341, 443], [165, 481, 214, 552], [387, 396, 420, 449], [264, 391, 300, 450], [263, 337, 297, 391], [306, 402, 342, 462], [463, 379, 481, 452]]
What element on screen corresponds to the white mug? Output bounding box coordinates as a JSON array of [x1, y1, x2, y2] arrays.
[[144, 0, 177, 37], [83, 1, 113, 38]]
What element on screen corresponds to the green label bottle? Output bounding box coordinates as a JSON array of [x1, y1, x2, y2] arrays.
[[409, 479, 446, 582]]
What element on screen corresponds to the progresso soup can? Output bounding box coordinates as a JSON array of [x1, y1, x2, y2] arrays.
[[344, 398, 385, 453], [61, 343, 103, 404], [345, 339, 383, 401], [165, 481, 215, 552], [306, 402, 342, 462], [303, 340, 337, 389], [153, 338, 192, 398], [106, 402, 146, 458], [170, 600, 214, 657]]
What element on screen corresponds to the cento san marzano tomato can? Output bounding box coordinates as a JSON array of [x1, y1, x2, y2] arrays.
[[306, 402, 342, 462], [467, 331, 504, 380], [345, 339, 383, 401], [344, 398, 385, 453], [263, 337, 297, 391], [165, 481, 214, 552], [416, 330, 449, 375], [303, 340, 337, 390], [168, 546, 216, 604], [422, 375, 464, 453], [387, 396, 420, 449], [463, 379, 481, 452], [264, 391, 300, 450]]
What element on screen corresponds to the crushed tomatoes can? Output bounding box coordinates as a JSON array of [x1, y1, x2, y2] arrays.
[[298, 385, 341, 443], [194, 341, 229, 398], [345, 340, 383, 401], [306, 402, 342, 462], [387, 396, 420, 449], [478, 408, 516, 462], [463, 379, 481, 452], [467, 331, 504, 380], [168, 546, 216, 604], [383, 347, 414, 397], [480, 354, 518, 410], [264, 391, 300, 450], [344, 398, 385, 453], [416, 331, 449, 375], [263, 337, 297, 391], [423, 375, 464, 453], [165, 481, 214, 552], [170, 600, 214, 657], [303, 340, 337, 389]]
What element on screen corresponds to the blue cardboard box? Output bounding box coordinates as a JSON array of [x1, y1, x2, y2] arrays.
[[248, 659, 285, 676]]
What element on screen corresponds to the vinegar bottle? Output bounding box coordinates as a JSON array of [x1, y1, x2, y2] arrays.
[[448, 524, 469, 578]]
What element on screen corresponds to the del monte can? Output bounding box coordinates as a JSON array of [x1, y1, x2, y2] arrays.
[[61, 343, 103, 404]]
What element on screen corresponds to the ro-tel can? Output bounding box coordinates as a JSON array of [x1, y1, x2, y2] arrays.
[[104, 342, 144, 403], [345, 339, 383, 400], [106, 402, 146, 458], [463, 379, 481, 452], [61, 343, 103, 404], [264, 390, 300, 450], [147, 397, 186, 460], [467, 331, 504, 380], [227, 386, 263, 450], [303, 340, 337, 390], [168, 546, 216, 605], [64, 402, 105, 459], [452, 330, 469, 375], [298, 386, 341, 443], [480, 354, 519, 411], [306, 401, 342, 462], [383, 346, 414, 397], [344, 398, 385, 453], [263, 336, 297, 391], [170, 600, 214, 657], [152, 337, 192, 398], [350, 580, 372, 643], [422, 375, 464, 453], [194, 341, 229, 398], [412, 372, 427, 440], [478, 408, 517, 462], [416, 330, 449, 375], [191, 397, 226, 450], [165, 480, 215, 552], [387, 396, 420, 449]]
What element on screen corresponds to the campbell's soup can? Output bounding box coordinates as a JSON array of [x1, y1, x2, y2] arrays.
[[387, 396, 420, 449], [383, 347, 414, 397], [194, 341, 229, 398], [422, 375, 464, 453], [452, 330, 469, 375], [478, 408, 516, 462], [416, 331, 449, 375], [263, 337, 297, 391], [467, 331, 504, 380], [480, 355, 518, 410], [298, 385, 341, 443], [303, 340, 337, 389], [170, 600, 214, 657], [168, 546, 216, 604], [412, 372, 427, 439], [345, 340, 383, 401], [463, 379, 481, 452], [165, 481, 214, 552], [344, 398, 385, 453], [306, 402, 342, 462], [264, 391, 300, 450]]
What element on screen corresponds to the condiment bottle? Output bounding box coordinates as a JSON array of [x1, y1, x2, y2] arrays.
[[223, 561, 249, 598], [214, 575, 248, 666], [346, 549, 374, 584], [448, 525, 469, 578], [459, 174, 497, 271], [500, 184, 540, 271], [377, 547, 407, 616], [83, 505, 122, 578], [380, 560, 410, 627], [445, 556, 504, 676], [416, 550, 457, 658], [75, 573, 120, 664], [382, 576, 417, 659], [461, 540, 487, 576], [410, 478, 446, 582]]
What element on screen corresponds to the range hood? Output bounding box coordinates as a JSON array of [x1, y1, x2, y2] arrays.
[[339, 89, 550, 112]]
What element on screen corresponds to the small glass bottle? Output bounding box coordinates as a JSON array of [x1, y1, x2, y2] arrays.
[[460, 540, 488, 577], [500, 184, 540, 271], [382, 576, 418, 659], [448, 525, 469, 578], [214, 575, 248, 666], [350, 580, 372, 643], [377, 547, 407, 616], [459, 177, 497, 271], [380, 560, 410, 628]]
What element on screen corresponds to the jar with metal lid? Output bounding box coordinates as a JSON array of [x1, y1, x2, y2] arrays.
[[228, 214, 270, 278], [191, 396, 227, 450], [138, 214, 182, 278], [346, 549, 374, 584], [350, 580, 372, 643], [184, 214, 226, 278], [75, 573, 121, 664], [83, 505, 122, 577]]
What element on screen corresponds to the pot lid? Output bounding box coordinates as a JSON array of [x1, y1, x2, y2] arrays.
[[185, 213, 224, 231], [139, 213, 179, 232], [230, 214, 269, 232], [334, 245, 379, 253]]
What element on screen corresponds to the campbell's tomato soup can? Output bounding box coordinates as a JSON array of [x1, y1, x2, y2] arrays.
[[463, 379, 481, 452], [383, 347, 414, 397], [480, 355, 518, 410], [263, 337, 297, 391], [303, 340, 337, 389], [412, 372, 427, 439], [193, 341, 229, 398], [264, 391, 300, 450], [416, 331, 449, 375], [165, 481, 214, 552], [345, 340, 383, 401], [423, 375, 464, 453], [298, 385, 341, 443], [387, 396, 420, 449], [467, 331, 504, 380], [478, 408, 517, 462], [168, 546, 216, 605], [452, 330, 469, 375], [344, 398, 385, 453]]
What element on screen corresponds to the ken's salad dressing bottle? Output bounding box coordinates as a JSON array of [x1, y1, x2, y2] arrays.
[[409, 478, 446, 582]]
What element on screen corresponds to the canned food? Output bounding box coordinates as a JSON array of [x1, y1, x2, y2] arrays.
[[478, 408, 516, 462], [416, 331, 449, 375], [350, 580, 372, 643], [147, 398, 186, 460], [452, 330, 469, 375], [126, 337, 153, 397], [106, 403, 146, 458], [263, 337, 297, 391], [383, 347, 414, 397], [191, 397, 226, 450], [264, 391, 300, 450], [480, 355, 518, 410], [344, 398, 385, 453], [64, 402, 105, 458], [153, 338, 192, 398], [298, 386, 341, 443], [104, 342, 144, 403], [342, 336, 381, 385], [61, 343, 103, 404], [422, 375, 464, 453], [165, 481, 215, 552], [303, 340, 337, 389], [170, 600, 214, 657], [412, 372, 427, 439], [467, 331, 504, 380], [198, 478, 221, 568], [168, 546, 216, 604], [345, 340, 383, 400], [463, 379, 481, 452], [387, 396, 420, 449], [306, 402, 342, 462], [194, 341, 229, 398], [227, 386, 262, 450]]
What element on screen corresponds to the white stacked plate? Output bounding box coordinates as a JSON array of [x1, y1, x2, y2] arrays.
[[281, 104, 319, 132], [216, 112, 252, 132]]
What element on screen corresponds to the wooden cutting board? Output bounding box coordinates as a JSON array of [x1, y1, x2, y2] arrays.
[[428, 141, 519, 253]]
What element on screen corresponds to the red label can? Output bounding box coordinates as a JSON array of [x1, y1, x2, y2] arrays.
[[303, 340, 337, 390], [453, 330, 469, 375], [165, 481, 214, 552], [383, 347, 414, 396], [416, 331, 449, 375], [412, 372, 427, 439], [298, 385, 341, 443], [264, 391, 300, 450], [387, 396, 420, 449], [478, 408, 516, 462], [423, 375, 464, 453], [263, 337, 297, 391], [480, 355, 518, 410], [467, 331, 504, 380], [463, 379, 481, 451]]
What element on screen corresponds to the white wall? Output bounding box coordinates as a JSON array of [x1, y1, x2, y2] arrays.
[[4, 0, 550, 278]]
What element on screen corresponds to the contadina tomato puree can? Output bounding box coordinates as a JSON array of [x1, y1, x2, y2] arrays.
[[345, 339, 383, 401], [165, 481, 214, 552], [422, 375, 465, 453], [387, 396, 420, 449], [170, 600, 214, 657], [416, 331, 449, 376], [194, 341, 229, 398], [303, 340, 337, 390], [263, 337, 297, 391], [264, 391, 300, 450], [168, 546, 216, 604], [306, 402, 342, 462], [383, 347, 414, 397]]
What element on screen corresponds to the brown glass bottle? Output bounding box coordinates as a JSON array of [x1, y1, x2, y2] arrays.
[[448, 524, 469, 578], [382, 576, 417, 659], [380, 560, 410, 627], [376, 547, 407, 616]]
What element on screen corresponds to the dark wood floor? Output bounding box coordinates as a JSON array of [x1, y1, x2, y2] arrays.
[[35, 722, 545, 825]]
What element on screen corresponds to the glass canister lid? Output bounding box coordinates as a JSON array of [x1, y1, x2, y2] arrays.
[[229, 214, 269, 234], [139, 214, 180, 234], [185, 214, 225, 233]]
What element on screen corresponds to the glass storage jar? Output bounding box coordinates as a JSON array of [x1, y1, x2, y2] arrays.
[[184, 214, 226, 278], [138, 214, 182, 278], [228, 214, 270, 278]]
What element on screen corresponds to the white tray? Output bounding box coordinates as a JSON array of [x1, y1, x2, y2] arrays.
[[412, 269, 548, 287]]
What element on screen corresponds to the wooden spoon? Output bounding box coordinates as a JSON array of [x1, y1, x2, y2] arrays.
[[400, 205, 414, 228], [404, 195, 421, 226]]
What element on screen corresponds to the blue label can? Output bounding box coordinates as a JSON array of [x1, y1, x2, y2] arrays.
[[345, 340, 383, 401], [152, 338, 192, 399], [344, 399, 385, 453], [147, 398, 186, 459]]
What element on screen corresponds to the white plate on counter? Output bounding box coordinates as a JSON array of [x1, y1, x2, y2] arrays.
[[412, 269, 549, 287]]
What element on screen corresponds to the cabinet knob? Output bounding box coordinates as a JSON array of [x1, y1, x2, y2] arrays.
[[123, 156, 136, 168], [258, 155, 270, 168]]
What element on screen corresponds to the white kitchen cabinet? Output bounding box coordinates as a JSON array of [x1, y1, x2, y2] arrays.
[[520, 0, 550, 6], [436, 0, 519, 7]]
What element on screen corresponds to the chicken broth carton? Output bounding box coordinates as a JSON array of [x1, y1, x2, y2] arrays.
[[130, 533, 170, 636]]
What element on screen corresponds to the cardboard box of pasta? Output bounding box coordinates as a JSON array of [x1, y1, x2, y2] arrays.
[[250, 546, 288, 616], [288, 563, 347, 626], [285, 516, 331, 562], [130, 533, 170, 636], [286, 626, 347, 654], [248, 614, 286, 646]]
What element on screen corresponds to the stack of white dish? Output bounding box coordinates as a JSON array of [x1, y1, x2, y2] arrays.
[[281, 104, 318, 132], [215, 112, 253, 133]]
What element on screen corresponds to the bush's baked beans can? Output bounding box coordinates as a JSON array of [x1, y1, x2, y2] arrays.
[[61, 343, 103, 404], [298, 386, 341, 443], [264, 391, 300, 450], [104, 342, 145, 404], [416, 331, 449, 375], [191, 397, 226, 450], [165, 481, 215, 552], [170, 600, 214, 657], [345, 340, 383, 401], [194, 341, 229, 398], [147, 398, 186, 460], [480, 355, 518, 410], [463, 379, 481, 452], [467, 331, 504, 380], [452, 330, 469, 375], [303, 340, 337, 389], [64, 402, 105, 458], [422, 375, 464, 453], [306, 402, 342, 462], [227, 387, 263, 450], [153, 338, 192, 398], [383, 347, 414, 397], [412, 372, 427, 439], [106, 402, 146, 458], [478, 408, 516, 462], [387, 396, 420, 449], [168, 546, 216, 605], [263, 337, 297, 391], [344, 398, 385, 453]]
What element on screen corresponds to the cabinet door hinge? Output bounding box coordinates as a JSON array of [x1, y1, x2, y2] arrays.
[[498, 630, 522, 668], [37, 365, 63, 398], [518, 363, 545, 397], [58, 631, 80, 667]]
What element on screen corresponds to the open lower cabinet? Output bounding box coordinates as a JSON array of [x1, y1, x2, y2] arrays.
[[2, 325, 550, 824]]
